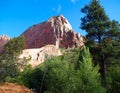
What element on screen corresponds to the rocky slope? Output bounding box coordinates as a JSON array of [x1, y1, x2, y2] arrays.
[[0, 83, 33, 93], [0, 34, 10, 52], [22, 15, 84, 49]]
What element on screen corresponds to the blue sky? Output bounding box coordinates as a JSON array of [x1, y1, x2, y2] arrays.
[[0, 0, 120, 37]]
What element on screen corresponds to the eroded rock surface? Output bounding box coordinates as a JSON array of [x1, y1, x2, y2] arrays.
[[22, 15, 84, 49], [19, 45, 62, 67]]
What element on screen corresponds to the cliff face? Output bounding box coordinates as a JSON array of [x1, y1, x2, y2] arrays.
[[0, 34, 10, 52], [22, 15, 84, 49], [19, 45, 62, 67], [0, 15, 85, 67]]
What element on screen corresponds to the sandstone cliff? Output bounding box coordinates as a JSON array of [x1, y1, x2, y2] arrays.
[[19, 45, 62, 67], [22, 15, 84, 49]]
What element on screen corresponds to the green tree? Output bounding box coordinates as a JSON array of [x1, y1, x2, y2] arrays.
[[42, 47, 105, 93], [106, 66, 120, 93], [81, 0, 110, 43], [0, 54, 19, 82], [0, 35, 26, 82], [43, 57, 77, 93], [80, 0, 120, 81], [9, 47, 106, 93], [4, 35, 26, 57], [78, 46, 105, 93], [107, 20, 120, 40]]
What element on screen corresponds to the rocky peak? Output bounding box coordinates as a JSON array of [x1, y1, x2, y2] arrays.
[[0, 34, 10, 52], [0, 34, 10, 41], [22, 15, 85, 49], [47, 15, 72, 32]]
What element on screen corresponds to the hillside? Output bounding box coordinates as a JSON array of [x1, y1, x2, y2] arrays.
[[0, 83, 33, 93]]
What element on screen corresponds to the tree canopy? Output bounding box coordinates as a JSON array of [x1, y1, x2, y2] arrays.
[[81, 0, 110, 43], [81, 0, 120, 92], [0, 36, 26, 83]]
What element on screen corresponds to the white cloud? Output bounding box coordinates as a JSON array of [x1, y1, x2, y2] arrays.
[[57, 5, 62, 13], [71, 0, 78, 3], [52, 5, 62, 13]]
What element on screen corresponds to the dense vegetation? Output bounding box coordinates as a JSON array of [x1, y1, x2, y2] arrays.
[[80, 0, 120, 92], [0, 36, 26, 82], [6, 47, 105, 93], [0, 0, 120, 93]]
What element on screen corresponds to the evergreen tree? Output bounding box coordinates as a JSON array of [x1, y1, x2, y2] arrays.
[[80, 0, 120, 81], [78, 46, 105, 93], [8, 47, 106, 93], [106, 66, 120, 93], [107, 20, 120, 40], [43, 57, 77, 93], [81, 0, 110, 43]]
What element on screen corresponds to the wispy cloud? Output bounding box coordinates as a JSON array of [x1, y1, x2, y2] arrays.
[[57, 5, 62, 13], [52, 5, 62, 13], [71, 0, 78, 3]]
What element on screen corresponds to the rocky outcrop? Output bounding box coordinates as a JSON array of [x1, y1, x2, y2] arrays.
[[0, 83, 33, 93], [22, 15, 84, 49], [19, 45, 62, 67], [0, 34, 10, 52]]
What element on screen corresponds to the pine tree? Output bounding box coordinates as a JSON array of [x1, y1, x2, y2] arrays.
[[107, 20, 120, 40], [81, 0, 110, 43], [80, 0, 120, 81]]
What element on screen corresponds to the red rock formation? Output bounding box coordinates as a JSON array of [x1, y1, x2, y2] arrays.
[[22, 15, 84, 49], [0, 34, 10, 52], [0, 83, 33, 93]]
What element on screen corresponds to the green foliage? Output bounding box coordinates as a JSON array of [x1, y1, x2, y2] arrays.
[[101, 40, 120, 66], [8, 65, 33, 85], [81, 0, 110, 43], [12, 47, 105, 93], [88, 39, 120, 77], [0, 35, 26, 83], [106, 66, 120, 93], [42, 47, 105, 93], [107, 20, 120, 40], [0, 55, 19, 82], [43, 57, 79, 93], [78, 47, 106, 93], [63, 48, 80, 69], [81, 1, 120, 91], [27, 66, 44, 93], [4, 35, 26, 57]]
